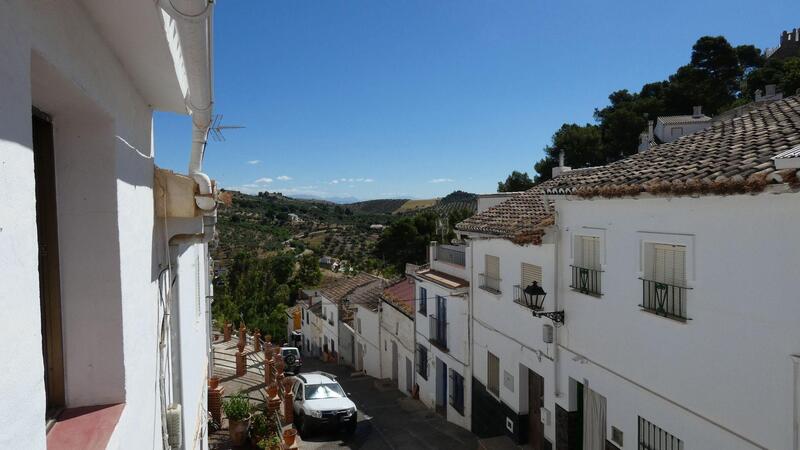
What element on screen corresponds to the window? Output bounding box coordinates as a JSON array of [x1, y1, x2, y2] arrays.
[[641, 243, 689, 320], [480, 254, 501, 293], [638, 416, 682, 450], [521, 263, 542, 288], [487, 351, 500, 396], [416, 345, 428, 380], [571, 235, 602, 296], [357, 318, 362, 334], [449, 369, 465, 415], [419, 287, 427, 315]]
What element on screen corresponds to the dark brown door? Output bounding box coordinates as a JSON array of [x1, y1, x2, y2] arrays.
[[33, 111, 65, 419], [528, 369, 544, 449]]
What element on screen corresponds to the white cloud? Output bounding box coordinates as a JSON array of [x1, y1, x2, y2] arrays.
[[330, 177, 374, 185], [255, 177, 273, 184], [276, 175, 292, 181], [364, 178, 374, 183], [330, 179, 339, 184], [246, 160, 261, 165], [429, 178, 454, 183]]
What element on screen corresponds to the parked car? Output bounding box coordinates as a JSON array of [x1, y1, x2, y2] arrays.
[[291, 372, 357, 437], [281, 347, 302, 374]]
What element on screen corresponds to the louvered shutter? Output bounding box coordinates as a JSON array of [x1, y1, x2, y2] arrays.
[[576, 235, 600, 269], [653, 244, 686, 286], [485, 255, 500, 278], [487, 352, 500, 395], [521, 263, 543, 288]]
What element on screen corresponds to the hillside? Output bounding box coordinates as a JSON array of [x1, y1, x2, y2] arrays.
[[214, 189, 478, 270]]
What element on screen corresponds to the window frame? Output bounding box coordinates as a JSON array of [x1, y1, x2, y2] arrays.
[[418, 287, 427, 316]]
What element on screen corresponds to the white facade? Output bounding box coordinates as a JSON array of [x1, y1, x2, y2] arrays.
[[413, 243, 472, 430], [320, 296, 340, 356], [467, 236, 558, 445], [380, 299, 416, 395], [0, 1, 215, 449], [354, 305, 381, 377], [553, 191, 800, 450]]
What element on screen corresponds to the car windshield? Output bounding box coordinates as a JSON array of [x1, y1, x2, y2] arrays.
[[282, 349, 299, 357], [305, 383, 345, 400]]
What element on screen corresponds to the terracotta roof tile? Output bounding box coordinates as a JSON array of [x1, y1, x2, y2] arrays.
[[319, 273, 381, 304], [382, 278, 416, 318], [544, 95, 800, 197]]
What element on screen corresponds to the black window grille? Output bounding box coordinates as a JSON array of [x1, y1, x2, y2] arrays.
[[638, 416, 682, 450]]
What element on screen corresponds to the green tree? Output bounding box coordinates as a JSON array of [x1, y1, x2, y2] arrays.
[[296, 253, 322, 287], [534, 123, 604, 183], [497, 171, 534, 192]]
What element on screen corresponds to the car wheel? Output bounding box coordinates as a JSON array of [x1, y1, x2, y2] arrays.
[[299, 414, 310, 438], [345, 417, 357, 435]]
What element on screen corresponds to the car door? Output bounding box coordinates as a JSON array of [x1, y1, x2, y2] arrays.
[[293, 381, 303, 416]]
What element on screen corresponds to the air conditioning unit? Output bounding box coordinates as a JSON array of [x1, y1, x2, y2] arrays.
[[167, 403, 182, 449], [542, 324, 554, 344]]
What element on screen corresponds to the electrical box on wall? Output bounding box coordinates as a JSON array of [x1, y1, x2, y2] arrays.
[[543, 324, 554, 343]]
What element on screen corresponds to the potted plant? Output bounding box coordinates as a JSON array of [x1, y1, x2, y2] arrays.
[[257, 434, 282, 450], [222, 393, 251, 446], [208, 376, 220, 390], [283, 428, 298, 447], [249, 412, 269, 446]]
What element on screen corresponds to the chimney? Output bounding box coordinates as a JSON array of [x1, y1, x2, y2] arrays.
[[692, 106, 702, 118], [551, 149, 572, 178], [765, 84, 777, 97]]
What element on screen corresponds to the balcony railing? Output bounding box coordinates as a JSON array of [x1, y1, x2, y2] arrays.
[[429, 315, 448, 351], [570, 265, 602, 296], [513, 285, 543, 311], [479, 273, 501, 294], [639, 278, 691, 321], [435, 245, 465, 266]]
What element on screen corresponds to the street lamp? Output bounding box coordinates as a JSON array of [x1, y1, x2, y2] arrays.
[[524, 282, 565, 325]]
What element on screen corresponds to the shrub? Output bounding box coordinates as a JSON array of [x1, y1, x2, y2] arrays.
[[222, 393, 250, 421]]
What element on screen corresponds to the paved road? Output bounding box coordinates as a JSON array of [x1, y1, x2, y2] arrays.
[[297, 357, 479, 450]]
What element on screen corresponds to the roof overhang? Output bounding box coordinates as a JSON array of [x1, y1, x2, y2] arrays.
[[79, 0, 188, 112]]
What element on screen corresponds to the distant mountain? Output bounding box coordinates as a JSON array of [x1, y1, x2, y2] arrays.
[[345, 191, 477, 215], [289, 194, 360, 204]]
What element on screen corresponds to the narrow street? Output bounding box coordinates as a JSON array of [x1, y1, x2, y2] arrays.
[[296, 357, 479, 450]]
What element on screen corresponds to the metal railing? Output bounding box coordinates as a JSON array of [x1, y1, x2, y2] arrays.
[[570, 265, 602, 296], [639, 278, 691, 321], [478, 273, 501, 294], [428, 315, 448, 351], [435, 245, 466, 266], [512, 285, 542, 311]]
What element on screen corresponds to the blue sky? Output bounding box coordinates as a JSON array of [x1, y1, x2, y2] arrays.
[[154, 0, 799, 201]]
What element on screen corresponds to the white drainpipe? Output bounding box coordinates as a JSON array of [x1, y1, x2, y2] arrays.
[[161, 0, 216, 203]]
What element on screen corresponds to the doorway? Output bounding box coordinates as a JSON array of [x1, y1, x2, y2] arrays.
[[527, 369, 545, 448], [405, 357, 412, 393], [33, 110, 65, 421], [436, 358, 448, 417]]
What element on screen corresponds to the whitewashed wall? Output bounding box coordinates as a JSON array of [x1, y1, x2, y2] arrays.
[[0, 1, 207, 448], [354, 306, 381, 378], [554, 191, 800, 450], [470, 237, 557, 442], [414, 277, 471, 430], [380, 302, 415, 395]]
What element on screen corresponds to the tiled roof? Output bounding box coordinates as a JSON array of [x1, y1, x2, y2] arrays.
[[544, 95, 800, 197], [658, 114, 712, 125], [774, 144, 800, 159], [347, 282, 384, 313], [319, 273, 381, 304], [382, 278, 416, 318], [456, 168, 597, 243]]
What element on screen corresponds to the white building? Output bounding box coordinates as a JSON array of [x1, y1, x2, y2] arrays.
[[1, 0, 217, 448], [541, 95, 800, 450], [456, 187, 563, 447], [353, 298, 382, 377], [379, 278, 417, 395], [412, 243, 472, 430]]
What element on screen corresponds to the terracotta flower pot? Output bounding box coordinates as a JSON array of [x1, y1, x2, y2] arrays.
[[228, 414, 251, 446], [283, 428, 297, 446], [208, 377, 220, 390]]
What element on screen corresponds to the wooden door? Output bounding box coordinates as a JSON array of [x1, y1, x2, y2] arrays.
[[33, 111, 65, 419], [405, 357, 412, 393], [528, 369, 544, 449], [391, 341, 398, 380]]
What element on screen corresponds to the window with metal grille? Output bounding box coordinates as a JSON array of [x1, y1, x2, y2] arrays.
[[419, 287, 427, 315], [449, 369, 465, 415], [571, 235, 602, 296], [416, 344, 428, 379], [638, 416, 682, 450], [641, 243, 690, 321], [487, 351, 500, 395]]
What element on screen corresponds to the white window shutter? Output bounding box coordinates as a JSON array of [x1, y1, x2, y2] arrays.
[[521, 263, 542, 288], [653, 244, 686, 286], [485, 255, 500, 279]]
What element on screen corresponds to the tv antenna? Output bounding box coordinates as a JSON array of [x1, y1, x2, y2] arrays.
[[209, 114, 245, 142]]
